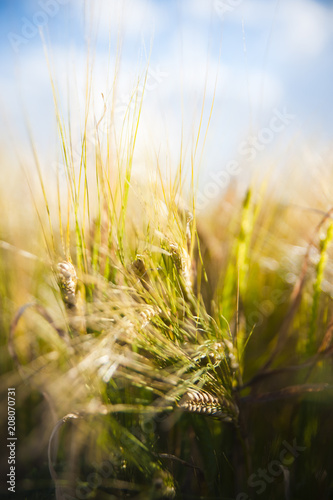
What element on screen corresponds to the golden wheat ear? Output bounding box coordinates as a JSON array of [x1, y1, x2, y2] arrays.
[[57, 261, 77, 310], [178, 389, 239, 423]]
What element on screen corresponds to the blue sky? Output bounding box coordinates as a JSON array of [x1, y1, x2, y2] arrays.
[[1, 0, 333, 191]]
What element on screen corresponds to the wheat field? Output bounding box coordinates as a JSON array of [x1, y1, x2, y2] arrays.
[[1, 5, 333, 500]]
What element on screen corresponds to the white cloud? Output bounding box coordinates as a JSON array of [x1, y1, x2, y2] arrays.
[[220, 0, 333, 60], [72, 0, 170, 41], [279, 0, 333, 58], [184, 0, 333, 59], [182, 0, 216, 20]]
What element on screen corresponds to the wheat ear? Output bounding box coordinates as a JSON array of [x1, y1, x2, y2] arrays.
[[178, 389, 238, 422]]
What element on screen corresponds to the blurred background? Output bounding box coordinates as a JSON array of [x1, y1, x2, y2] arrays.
[[0, 0, 333, 201]]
